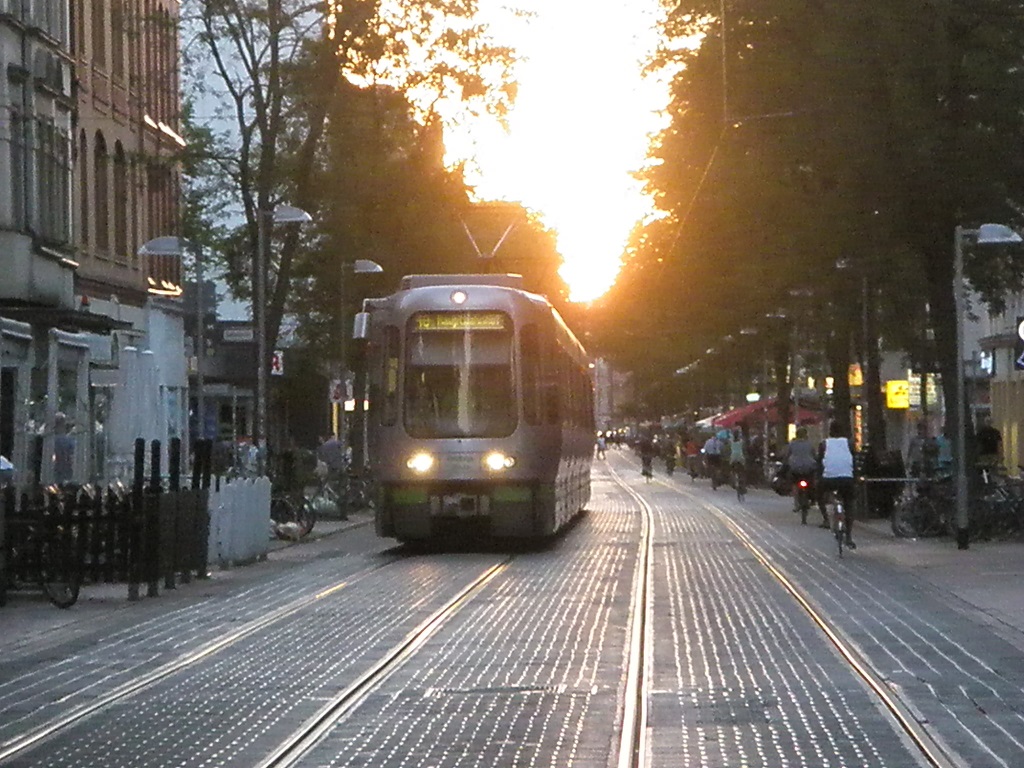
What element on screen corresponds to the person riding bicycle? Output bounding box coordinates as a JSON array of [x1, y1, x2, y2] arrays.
[[703, 432, 726, 488], [817, 422, 856, 548], [639, 432, 656, 481], [663, 437, 677, 475], [784, 426, 818, 515], [729, 429, 746, 486]]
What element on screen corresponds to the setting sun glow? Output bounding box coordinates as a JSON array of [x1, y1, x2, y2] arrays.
[[444, 1, 675, 303]]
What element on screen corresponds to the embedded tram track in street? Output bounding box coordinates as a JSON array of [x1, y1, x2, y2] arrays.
[[256, 560, 509, 768], [0, 554, 512, 766], [611, 452, 962, 768], [606, 464, 655, 768]]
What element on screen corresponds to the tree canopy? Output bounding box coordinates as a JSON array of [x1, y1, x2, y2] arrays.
[[594, 0, 1024, 440]]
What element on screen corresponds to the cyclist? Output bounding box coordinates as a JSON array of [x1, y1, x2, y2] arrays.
[[729, 429, 746, 489], [784, 426, 818, 521], [817, 422, 856, 548], [639, 431, 656, 481], [703, 432, 725, 488]]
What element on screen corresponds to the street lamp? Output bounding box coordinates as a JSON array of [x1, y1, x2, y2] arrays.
[[138, 235, 206, 447], [255, 205, 312, 473], [953, 223, 1021, 549], [339, 259, 383, 460]]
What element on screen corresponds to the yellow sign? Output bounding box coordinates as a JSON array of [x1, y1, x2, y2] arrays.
[[413, 312, 507, 332], [848, 363, 863, 387], [886, 380, 911, 409]]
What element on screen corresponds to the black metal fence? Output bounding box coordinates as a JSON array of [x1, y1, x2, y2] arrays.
[[1, 437, 214, 604]]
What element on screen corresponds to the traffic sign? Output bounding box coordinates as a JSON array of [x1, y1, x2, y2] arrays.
[[886, 380, 910, 409]]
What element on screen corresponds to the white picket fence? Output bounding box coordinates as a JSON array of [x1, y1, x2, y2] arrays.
[[207, 476, 272, 567]]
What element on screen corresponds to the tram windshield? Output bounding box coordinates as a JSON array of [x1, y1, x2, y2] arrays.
[[404, 312, 515, 438]]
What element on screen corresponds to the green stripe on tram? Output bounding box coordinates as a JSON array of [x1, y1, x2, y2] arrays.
[[390, 487, 429, 504], [492, 485, 532, 503]]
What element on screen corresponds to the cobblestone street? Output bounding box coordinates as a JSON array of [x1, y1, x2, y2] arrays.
[[2, 459, 1023, 767]]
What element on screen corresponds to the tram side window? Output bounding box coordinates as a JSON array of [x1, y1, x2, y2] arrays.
[[521, 325, 541, 425], [381, 326, 400, 426], [542, 340, 561, 425]]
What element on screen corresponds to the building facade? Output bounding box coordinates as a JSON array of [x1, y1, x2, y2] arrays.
[[0, 1, 187, 486]]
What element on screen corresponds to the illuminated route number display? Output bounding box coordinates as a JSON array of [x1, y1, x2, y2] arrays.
[[412, 312, 508, 332]]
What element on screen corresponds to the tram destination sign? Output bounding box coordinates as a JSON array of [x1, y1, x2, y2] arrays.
[[413, 312, 507, 332]]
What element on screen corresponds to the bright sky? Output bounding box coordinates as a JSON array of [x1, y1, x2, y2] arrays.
[[443, 1, 675, 303]]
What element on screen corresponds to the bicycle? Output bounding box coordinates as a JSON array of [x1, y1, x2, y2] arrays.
[[270, 490, 316, 541], [891, 478, 953, 538], [828, 491, 847, 558], [793, 475, 814, 525], [0, 491, 81, 608], [732, 462, 746, 501]]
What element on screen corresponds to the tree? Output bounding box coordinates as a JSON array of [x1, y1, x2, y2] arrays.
[[180, 0, 518, 356], [596, 1, 1024, 449]]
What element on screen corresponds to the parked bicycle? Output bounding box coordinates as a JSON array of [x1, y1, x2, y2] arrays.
[[270, 489, 316, 541], [0, 487, 81, 608], [891, 477, 953, 538]]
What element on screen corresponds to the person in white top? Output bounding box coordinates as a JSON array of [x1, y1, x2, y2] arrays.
[[816, 421, 857, 549]]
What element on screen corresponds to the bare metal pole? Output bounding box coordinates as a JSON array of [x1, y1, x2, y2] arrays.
[[193, 241, 206, 445], [953, 226, 969, 548], [256, 210, 269, 474]]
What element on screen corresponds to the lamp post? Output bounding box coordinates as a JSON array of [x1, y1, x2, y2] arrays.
[[339, 259, 383, 460], [952, 223, 1021, 549], [254, 205, 312, 474]]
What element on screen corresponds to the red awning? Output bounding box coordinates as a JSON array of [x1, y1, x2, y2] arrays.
[[711, 397, 821, 429]]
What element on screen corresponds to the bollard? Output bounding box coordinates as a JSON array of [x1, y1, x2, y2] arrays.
[[169, 437, 181, 492], [128, 438, 146, 601]]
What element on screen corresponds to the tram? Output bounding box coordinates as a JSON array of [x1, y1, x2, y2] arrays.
[[356, 274, 593, 542]]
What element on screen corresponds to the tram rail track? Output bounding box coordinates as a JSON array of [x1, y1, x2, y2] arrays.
[[607, 463, 655, 768], [613, 455, 964, 768], [257, 560, 509, 768], [0, 554, 510, 765]]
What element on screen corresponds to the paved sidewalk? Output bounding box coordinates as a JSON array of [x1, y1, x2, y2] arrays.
[[739, 479, 1024, 648], [0, 512, 375, 654]]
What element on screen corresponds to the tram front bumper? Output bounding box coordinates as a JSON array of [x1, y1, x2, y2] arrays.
[[383, 483, 535, 538]]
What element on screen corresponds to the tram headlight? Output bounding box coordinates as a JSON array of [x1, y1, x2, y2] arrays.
[[406, 452, 435, 474], [483, 451, 516, 472]]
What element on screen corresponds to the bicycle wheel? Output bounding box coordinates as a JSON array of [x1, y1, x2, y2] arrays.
[[834, 507, 845, 558], [892, 493, 927, 538], [735, 469, 746, 501], [296, 496, 317, 535], [270, 496, 295, 524], [39, 533, 81, 609]]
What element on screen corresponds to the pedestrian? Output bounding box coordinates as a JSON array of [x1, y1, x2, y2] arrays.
[[975, 418, 1002, 470], [53, 412, 75, 485], [595, 432, 607, 460], [317, 433, 348, 518], [906, 421, 935, 478]]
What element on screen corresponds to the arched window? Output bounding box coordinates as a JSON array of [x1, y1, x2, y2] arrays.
[[94, 132, 109, 251], [78, 130, 89, 247], [91, 0, 106, 68], [113, 142, 128, 257]]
